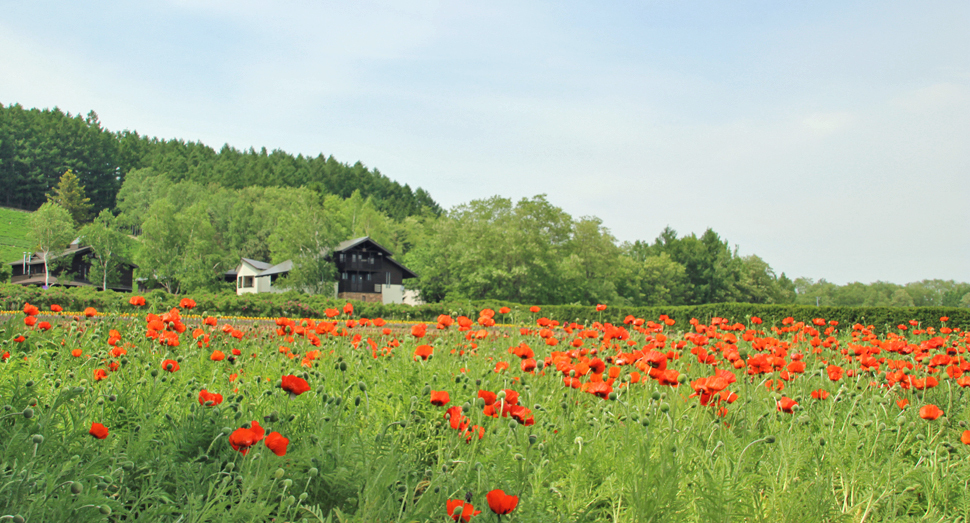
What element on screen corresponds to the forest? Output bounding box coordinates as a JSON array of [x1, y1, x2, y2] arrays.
[[4, 102, 969, 307]]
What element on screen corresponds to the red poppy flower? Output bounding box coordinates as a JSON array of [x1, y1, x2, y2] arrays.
[[203, 316, 217, 327], [446, 499, 481, 522], [919, 404, 943, 420], [430, 390, 450, 406], [811, 389, 830, 400], [50, 304, 62, 312], [962, 430, 970, 445], [129, 295, 146, 306], [23, 303, 40, 316], [198, 389, 224, 406], [84, 307, 98, 317], [281, 375, 311, 396], [486, 489, 519, 515], [826, 365, 844, 381], [1, 351, 8, 361], [71, 348, 83, 357], [37, 321, 51, 331], [93, 368, 108, 381], [264, 431, 289, 456], [210, 350, 225, 361], [13, 336, 25, 343], [162, 359, 179, 372], [179, 298, 196, 309], [89, 422, 109, 439], [414, 345, 433, 361], [529, 306, 540, 313], [595, 304, 607, 312], [776, 397, 798, 413], [478, 390, 497, 406], [229, 424, 264, 455], [499, 307, 511, 314], [24, 316, 37, 327], [411, 324, 427, 338], [343, 302, 354, 315]]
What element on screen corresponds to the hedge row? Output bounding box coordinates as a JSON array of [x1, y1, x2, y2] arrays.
[[1, 283, 968, 333]]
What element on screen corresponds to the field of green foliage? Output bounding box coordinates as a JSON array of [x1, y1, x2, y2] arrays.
[[0, 206, 32, 264], [2, 300, 970, 522]]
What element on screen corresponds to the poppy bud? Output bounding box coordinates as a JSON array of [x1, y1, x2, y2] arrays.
[[70, 482, 83, 494], [283, 479, 293, 488], [358, 381, 367, 392], [99, 506, 112, 515], [31, 434, 44, 444], [274, 468, 285, 479], [22, 408, 34, 419], [308, 467, 319, 476], [13, 516, 24, 523], [25, 380, 34, 388]]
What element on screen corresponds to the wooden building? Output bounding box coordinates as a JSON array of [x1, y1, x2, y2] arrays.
[[231, 236, 418, 304], [9, 240, 137, 292]]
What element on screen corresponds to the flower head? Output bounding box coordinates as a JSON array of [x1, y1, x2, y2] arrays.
[[919, 404, 943, 420], [264, 431, 289, 456], [281, 375, 311, 396], [486, 489, 519, 515], [89, 422, 109, 439], [198, 389, 224, 406], [446, 499, 481, 522], [162, 359, 179, 372]]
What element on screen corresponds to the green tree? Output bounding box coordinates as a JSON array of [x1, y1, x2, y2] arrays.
[[138, 199, 226, 293], [268, 193, 346, 295], [79, 209, 131, 290], [46, 169, 93, 224], [27, 202, 76, 287]]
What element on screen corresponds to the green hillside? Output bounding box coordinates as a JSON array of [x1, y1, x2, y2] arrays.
[[0, 206, 32, 263]]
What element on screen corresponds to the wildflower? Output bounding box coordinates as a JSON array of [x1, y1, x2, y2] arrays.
[[24, 316, 37, 327], [50, 304, 62, 312], [93, 369, 108, 381], [343, 302, 354, 315], [826, 365, 844, 381], [596, 304, 607, 312], [411, 323, 427, 338], [281, 375, 311, 396], [89, 423, 109, 439], [919, 404, 943, 420], [37, 321, 51, 331], [179, 298, 196, 309], [529, 306, 540, 313], [962, 430, 970, 446], [446, 499, 481, 522], [24, 303, 40, 316], [14, 336, 25, 343], [71, 348, 83, 357], [264, 432, 289, 456], [162, 359, 179, 372], [430, 390, 450, 406], [811, 389, 830, 400], [499, 307, 511, 314], [129, 295, 146, 306], [210, 350, 225, 361], [486, 489, 519, 515], [84, 307, 97, 317], [203, 316, 217, 327], [198, 389, 224, 406], [776, 397, 798, 414], [229, 421, 265, 455], [414, 345, 433, 361]]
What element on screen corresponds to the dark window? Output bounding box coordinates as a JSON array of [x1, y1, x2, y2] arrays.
[[342, 272, 348, 280], [366, 273, 371, 281], [339, 253, 345, 262], [385, 272, 391, 285]]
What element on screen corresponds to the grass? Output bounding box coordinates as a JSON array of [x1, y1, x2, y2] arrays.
[[1, 306, 969, 522], [0, 206, 33, 263]]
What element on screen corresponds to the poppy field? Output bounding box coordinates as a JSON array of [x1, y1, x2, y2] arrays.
[[3, 300, 970, 523]]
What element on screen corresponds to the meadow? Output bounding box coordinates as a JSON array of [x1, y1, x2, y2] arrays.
[[0, 206, 32, 265], [2, 300, 970, 523]]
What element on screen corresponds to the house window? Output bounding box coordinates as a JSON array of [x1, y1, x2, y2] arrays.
[[368, 256, 374, 264], [342, 272, 348, 280], [366, 273, 371, 281], [385, 272, 391, 285], [237, 276, 242, 288], [339, 253, 345, 262], [243, 276, 254, 288], [351, 254, 357, 263]]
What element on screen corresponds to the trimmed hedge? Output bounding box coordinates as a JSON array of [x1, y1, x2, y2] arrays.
[[1, 283, 968, 333]]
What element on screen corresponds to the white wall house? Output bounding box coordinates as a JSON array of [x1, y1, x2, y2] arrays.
[[231, 236, 421, 305], [234, 258, 293, 295]]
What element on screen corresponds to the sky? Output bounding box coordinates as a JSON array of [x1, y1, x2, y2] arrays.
[[2, 1, 968, 285]]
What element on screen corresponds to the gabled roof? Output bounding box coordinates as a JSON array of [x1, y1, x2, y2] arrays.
[[256, 260, 293, 278], [240, 258, 273, 271], [8, 244, 137, 268], [334, 236, 417, 279]]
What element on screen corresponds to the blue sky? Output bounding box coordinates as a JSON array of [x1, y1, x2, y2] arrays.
[[3, 1, 968, 285]]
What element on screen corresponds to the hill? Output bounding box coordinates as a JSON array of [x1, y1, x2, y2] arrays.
[[0, 103, 441, 220], [0, 206, 32, 264]]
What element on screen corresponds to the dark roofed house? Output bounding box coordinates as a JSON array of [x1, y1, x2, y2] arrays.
[[9, 240, 137, 292], [233, 236, 419, 304]]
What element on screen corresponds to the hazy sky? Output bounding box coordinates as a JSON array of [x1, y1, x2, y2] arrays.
[[2, 1, 968, 285]]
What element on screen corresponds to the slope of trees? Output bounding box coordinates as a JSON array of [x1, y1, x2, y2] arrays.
[[0, 103, 440, 218], [402, 196, 797, 307]]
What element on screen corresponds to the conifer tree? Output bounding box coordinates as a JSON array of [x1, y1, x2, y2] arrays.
[[47, 169, 93, 224]]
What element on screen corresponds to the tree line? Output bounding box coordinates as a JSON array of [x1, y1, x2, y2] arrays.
[[0, 103, 440, 219]]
